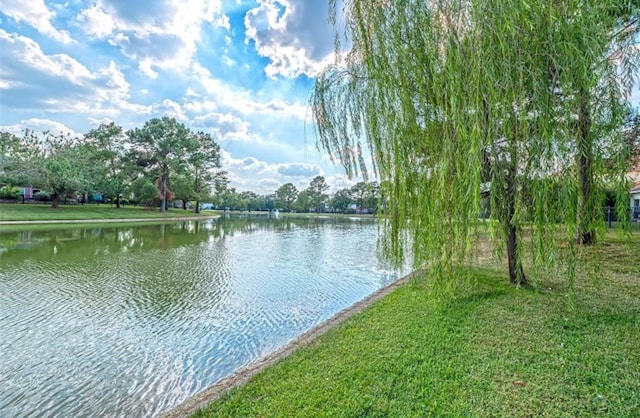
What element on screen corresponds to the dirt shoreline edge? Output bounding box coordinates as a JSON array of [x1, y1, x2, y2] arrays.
[[161, 269, 422, 418]]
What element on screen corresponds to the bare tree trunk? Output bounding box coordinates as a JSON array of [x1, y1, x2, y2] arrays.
[[504, 172, 527, 286], [576, 94, 596, 245], [161, 169, 168, 212], [50, 192, 59, 209]]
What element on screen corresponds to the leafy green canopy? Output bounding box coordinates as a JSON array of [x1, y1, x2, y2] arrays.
[[312, 0, 638, 288]]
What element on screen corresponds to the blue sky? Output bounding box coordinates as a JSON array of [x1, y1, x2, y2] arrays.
[[0, 0, 357, 194]]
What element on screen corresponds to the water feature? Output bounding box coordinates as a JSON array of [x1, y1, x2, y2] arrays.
[[0, 216, 402, 417]]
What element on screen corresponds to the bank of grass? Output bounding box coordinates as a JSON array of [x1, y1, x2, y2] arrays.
[[0, 203, 213, 222], [193, 231, 640, 417]]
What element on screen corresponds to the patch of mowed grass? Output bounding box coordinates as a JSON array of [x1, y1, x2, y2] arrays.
[[0, 203, 212, 221], [194, 231, 639, 417]]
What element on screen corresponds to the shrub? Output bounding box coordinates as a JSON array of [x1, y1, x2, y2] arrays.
[[0, 186, 21, 200], [34, 191, 51, 201]]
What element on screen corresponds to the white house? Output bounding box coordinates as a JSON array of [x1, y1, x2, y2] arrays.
[[627, 159, 640, 221], [631, 181, 640, 221]]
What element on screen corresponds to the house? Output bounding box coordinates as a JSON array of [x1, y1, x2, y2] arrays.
[[631, 181, 640, 221], [20, 186, 37, 199], [627, 158, 640, 221]]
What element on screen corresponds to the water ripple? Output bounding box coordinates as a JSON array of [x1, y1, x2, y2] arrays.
[[0, 218, 403, 417]]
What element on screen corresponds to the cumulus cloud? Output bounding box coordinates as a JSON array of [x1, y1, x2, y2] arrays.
[[153, 99, 188, 122], [192, 112, 250, 139], [0, 30, 149, 120], [76, 0, 227, 77], [0, 118, 81, 137], [0, 1, 351, 196], [277, 163, 320, 177], [244, 0, 335, 78], [191, 62, 307, 120], [76, 5, 115, 38], [220, 149, 328, 194], [0, 0, 73, 44]]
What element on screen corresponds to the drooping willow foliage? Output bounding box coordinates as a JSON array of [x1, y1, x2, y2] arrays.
[[312, 0, 638, 288]]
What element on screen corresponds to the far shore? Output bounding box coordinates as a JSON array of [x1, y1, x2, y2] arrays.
[[0, 214, 220, 225], [0, 203, 377, 225]]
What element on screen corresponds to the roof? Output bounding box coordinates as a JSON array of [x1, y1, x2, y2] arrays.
[[631, 180, 640, 193]]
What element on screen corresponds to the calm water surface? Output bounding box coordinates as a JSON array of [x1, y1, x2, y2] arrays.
[[0, 216, 402, 417]]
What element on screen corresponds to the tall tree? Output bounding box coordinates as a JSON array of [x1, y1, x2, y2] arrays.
[[186, 131, 221, 213], [128, 117, 196, 212], [0, 132, 27, 186], [217, 187, 242, 210], [12, 131, 91, 208], [239, 191, 261, 210], [559, 2, 639, 244], [170, 174, 196, 210], [275, 183, 299, 212], [294, 188, 314, 212], [308, 176, 329, 213], [330, 188, 353, 212], [349, 181, 378, 213], [84, 122, 131, 208], [313, 0, 636, 286]]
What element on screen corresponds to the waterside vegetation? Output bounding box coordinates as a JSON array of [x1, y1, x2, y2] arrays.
[[0, 203, 214, 222], [193, 231, 640, 417]]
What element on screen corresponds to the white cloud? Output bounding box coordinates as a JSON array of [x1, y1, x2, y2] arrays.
[[215, 15, 230, 30], [277, 162, 320, 177], [0, 0, 73, 44], [75, 0, 228, 77], [0, 118, 81, 137], [244, 0, 335, 78], [0, 1, 350, 196], [219, 149, 358, 195], [193, 112, 250, 139], [0, 30, 150, 120], [76, 5, 115, 38], [191, 62, 307, 120], [221, 149, 328, 194], [153, 99, 188, 122]]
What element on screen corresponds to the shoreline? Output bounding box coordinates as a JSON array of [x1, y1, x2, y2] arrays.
[[161, 269, 422, 418], [0, 215, 220, 225]]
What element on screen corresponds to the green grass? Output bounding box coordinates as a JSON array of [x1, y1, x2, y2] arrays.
[[194, 232, 640, 417], [0, 203, 215, 222]]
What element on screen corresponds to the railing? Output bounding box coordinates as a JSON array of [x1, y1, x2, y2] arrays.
[[603, 206, 640, 227]]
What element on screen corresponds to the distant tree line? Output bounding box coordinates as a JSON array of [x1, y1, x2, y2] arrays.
[[0, 117, 223, 212], [0, 118, 384, 214], [213, 177, 381, 214]]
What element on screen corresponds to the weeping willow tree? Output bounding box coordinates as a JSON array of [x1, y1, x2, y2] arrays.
[[312, 0, 638, 287]]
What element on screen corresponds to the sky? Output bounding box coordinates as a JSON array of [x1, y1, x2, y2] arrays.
[[0, 0, 358, 195]]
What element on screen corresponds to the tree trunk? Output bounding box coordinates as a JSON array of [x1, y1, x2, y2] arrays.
[[194, 171, 200, 214], [576, 89, 596, 245], [505, 218, 526, 286], [50, 192, 59, 209], [504, 165, 527, 286], [161, 169, 168, 212], [182, 200, 187, 210], [116, 193, 121, 209]]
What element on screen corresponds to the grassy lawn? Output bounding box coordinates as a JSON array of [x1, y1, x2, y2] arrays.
[[0, 203, 214, 222], [194, 231, 640, 417]]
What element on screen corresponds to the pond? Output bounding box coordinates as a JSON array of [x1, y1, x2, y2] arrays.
[[0, 216, 403, 417]]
